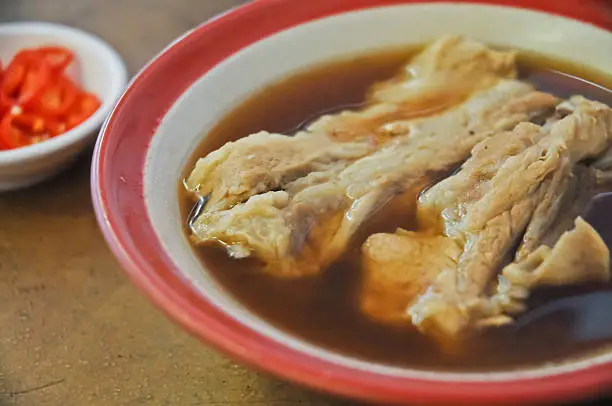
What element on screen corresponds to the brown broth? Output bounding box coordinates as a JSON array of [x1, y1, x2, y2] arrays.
[[179, 48, 612, 371]]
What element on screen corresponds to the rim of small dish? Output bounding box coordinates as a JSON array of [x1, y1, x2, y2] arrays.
[[0, 21, 127, 163], [91, 1, 612, 405]]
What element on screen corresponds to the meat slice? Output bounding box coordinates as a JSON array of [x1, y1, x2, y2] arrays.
[[519, 164, 597, 251], [515, 218, 609, 288], [361, 230, 462, 324], [185, 131, 373, 212], [187, 37, 558, 276], [191, 184, 349, 276], [360, 97, 612, 339], [191, 191, 292, 261], [483, 218, 610, 327], [307, 35, 517, 138]]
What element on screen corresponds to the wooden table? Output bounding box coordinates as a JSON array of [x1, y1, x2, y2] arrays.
[[0, 1, 350, 405]]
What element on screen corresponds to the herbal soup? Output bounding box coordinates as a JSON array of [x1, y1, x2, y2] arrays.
[[180, 37, 612, 371]]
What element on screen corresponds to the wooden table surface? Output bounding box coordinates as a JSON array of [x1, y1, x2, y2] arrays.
[[0, 1, 607, 405], [0, 1, 352, 405]]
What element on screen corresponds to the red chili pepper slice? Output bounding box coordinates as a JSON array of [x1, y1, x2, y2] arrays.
[[45, 119, 67, 137], [0, 57, 25, 114], [0, 114, 28, 149], [79, 93, 101, 115], [66, 92, 101, 129], [12, 113, 46, 133], [35, 76, 79, 117], [0, 112, 52, 149], [12, 49, 37, 62], [35, 46, 74, 73], [1, 60, 26, 99], [1, 50, 51, 107], [0, 93, 11, 116], [18, 58, 51, 106]]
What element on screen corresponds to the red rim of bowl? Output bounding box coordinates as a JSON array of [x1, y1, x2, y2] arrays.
[[92, 1, 612, 404]]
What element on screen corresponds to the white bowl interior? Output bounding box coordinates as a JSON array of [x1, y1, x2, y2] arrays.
[[144, 3, 612, 381], [0, 22, 127, 163]]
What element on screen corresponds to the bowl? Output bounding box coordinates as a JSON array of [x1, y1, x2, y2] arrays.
[[0, 22, 127, 191], [92, 0, 612, 404]]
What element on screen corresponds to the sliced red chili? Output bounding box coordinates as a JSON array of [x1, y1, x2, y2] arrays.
[[79, 93, 101, 115], [12, 49, 37, 62], [0, 93, 11, 116], [18, 58, 51, 106], [66, 92, 101, 129], [28, 133, 51, 144], [1, 60, 26, 99], [12, 113, 46, 133], [0, 112, 54, 149], [0, 114, 28, 149], [35, 46, 74, 73], [35, 76, 79, 117], [66, 112, 88, 130], [45, 119, 67, 137]]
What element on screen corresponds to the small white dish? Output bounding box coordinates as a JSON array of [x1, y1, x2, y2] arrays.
[[0, 21, 127, 192]]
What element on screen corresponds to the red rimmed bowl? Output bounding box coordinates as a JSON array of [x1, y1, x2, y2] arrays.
[[92, 1, 612, 404]]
